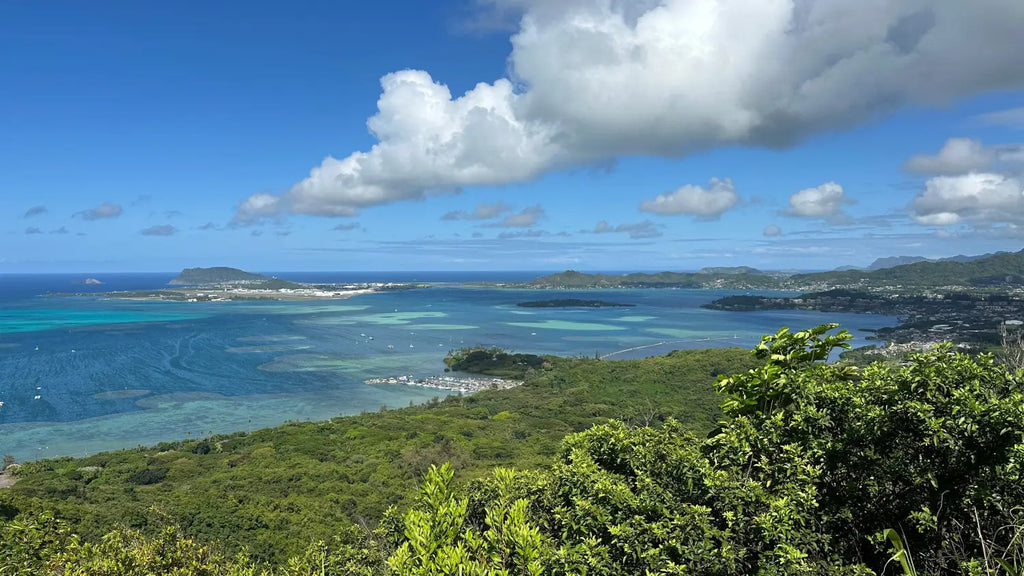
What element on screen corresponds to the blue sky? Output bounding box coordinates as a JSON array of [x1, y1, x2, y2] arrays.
[[3, 0, 1024, 273]]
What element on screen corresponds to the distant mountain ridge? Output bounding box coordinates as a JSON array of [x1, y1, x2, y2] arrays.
[[169, 267, 269, 285], [791, 249, 1024, 288], [866, 252, 995, 271], [526, 269, 779, 289], [528, 249, 1024, 290]]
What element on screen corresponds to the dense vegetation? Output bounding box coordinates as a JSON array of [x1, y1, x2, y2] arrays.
[[1, 347, 750, 563], [3, 325, 1023, 574]]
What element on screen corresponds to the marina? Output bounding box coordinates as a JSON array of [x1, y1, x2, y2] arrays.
[[364, 374, 522, 393]]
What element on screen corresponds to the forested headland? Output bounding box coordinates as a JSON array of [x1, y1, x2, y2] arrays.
[[2, 325, 1023, 575]]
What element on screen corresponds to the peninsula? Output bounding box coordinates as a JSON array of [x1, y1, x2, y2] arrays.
[[67, 267, 422, 302]]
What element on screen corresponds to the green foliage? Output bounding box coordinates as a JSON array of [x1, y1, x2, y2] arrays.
[[443, 347, 548, 379], [4, 324, 1023, 574], [387, 464, 545, 575], [381, 324, 1024, 574], [2, 347, 749, 563], [0, 513, 386, 575]]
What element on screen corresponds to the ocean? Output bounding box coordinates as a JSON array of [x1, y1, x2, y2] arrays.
[[0, 272, 897, 461]]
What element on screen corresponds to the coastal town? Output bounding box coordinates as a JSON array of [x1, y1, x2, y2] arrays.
[[84, 283, 405, 302], [364, 374, 523, 393]]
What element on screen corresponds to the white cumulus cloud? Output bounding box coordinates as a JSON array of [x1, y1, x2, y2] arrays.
[[902, 138, 995, 175], [786, 182, 850, 218], [639, 178, 738, 219], [763, 225, 782, 237], [236, 0, 1024, 221], [912, 172, 1024, 226]]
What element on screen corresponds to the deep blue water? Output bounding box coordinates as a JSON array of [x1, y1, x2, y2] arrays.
[[0, 273, 897, 460]]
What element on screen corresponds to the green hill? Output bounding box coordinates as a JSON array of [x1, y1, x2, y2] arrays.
[[0, 347, 754, 563], [169, 267, 270, 285], [695, 265, 764, 275], [3, 326, 1022, 575]]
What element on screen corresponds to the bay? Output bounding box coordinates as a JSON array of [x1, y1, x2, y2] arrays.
[[0, 273, 896, 460]]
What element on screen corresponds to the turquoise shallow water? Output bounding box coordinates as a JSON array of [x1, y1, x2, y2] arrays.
[[0, 302, 210, 333], [0, 277, 897, 460]]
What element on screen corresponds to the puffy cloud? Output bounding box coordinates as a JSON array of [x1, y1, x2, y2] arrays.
[[902, 138, 995, 175], [24, 226, 42, 235], [976, 106, 1024, 129], [763, 225, 782, 237], [911, 172, 1024, 226], [639, 178, 738, 219], [786, 182, 850, 218], [140, 225, 178, 236], [332, 222, 362, 231], [234, 193, 284, 225], [488, 205, 545, 228], [441, 201, 513, 221], [75, 202, 123, 221], [901, 138, 1024, 176], [195, 222, 218, 231], [236, 0, 1024, 220], [591, 220, 663, 239], [23, 206, 47, 218]]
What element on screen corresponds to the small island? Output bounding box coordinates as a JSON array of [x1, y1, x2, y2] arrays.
[[516, 299, 635, 308]]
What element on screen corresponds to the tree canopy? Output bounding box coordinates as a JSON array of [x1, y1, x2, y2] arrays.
[[3, 324, 1023, 574]]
